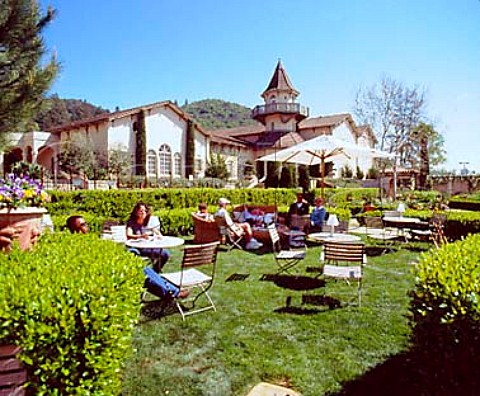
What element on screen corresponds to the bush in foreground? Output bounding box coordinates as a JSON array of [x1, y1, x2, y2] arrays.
[[0, 233, 145, 395], [409, 234, 480, 393]]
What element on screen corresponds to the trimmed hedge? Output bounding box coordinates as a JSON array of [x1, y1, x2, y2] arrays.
[[0, 233, 145, 395], [409, 234, 480, 392]]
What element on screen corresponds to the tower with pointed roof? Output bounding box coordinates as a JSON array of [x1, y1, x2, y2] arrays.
[[252, 60, 309, 136]]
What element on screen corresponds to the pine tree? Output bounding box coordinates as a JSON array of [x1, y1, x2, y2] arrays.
[[0, 0, 59, 147]]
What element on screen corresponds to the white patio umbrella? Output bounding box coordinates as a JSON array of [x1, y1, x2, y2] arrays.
[[256, 135, 393, 199]]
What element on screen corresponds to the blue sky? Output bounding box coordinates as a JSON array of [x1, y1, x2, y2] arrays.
[[40, 0, 480, 171]]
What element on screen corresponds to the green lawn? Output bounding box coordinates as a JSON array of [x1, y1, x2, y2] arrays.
[[122, 241, 422, 396]]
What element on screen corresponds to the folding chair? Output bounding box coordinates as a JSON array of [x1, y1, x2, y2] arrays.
[[268, 225, 306, 273], [320, 241, 365, 306], [410, 213, 447, 249], [161, 241, 220, 320], [214, 215, 245, 250]]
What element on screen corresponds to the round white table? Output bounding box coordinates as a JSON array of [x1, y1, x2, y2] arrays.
[[382, 216, 421, 224], [125, 236, 185, 249], [307, 232, 361, 243]]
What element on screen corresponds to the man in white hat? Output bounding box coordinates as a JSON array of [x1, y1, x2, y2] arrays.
[[215, 197, 262, 250]]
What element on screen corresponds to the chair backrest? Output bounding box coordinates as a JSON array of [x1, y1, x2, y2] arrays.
[[102, 220, 120, 232], [267, 224, 281, 251], [0, 344, 26, 395], [431, 213, 448, 247], [214, 215, 243, 237], [192, 213, 220, 244], [364, 216, 384, 229], [323, 241, 365, 264], [182, 241, 219, 270], [110, 225, 127, 242]]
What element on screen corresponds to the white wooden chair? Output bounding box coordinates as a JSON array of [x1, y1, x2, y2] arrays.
[[268, 225, 306, 273], [320, 241, 365, 306], [161, 241, 220, 320]]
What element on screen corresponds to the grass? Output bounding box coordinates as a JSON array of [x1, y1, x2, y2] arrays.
[[122, 240, 424, 396]]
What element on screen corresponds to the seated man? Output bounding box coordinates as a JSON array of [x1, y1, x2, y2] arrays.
[[288, 192, 310, 228], [215, 198, 263, 250], [66, 215, 89, 234]]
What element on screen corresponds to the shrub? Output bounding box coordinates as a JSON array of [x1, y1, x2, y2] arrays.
[[409, 234, 480, 391], [0, 233, 145, 395]]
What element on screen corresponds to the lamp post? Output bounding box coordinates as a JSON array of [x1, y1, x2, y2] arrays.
[[459, 162, 469, 176]]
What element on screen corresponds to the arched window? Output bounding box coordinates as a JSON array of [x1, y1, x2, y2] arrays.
[[174, 153, 181, 176], [147, 150, 157, 175], [158, 144, 171, 176]]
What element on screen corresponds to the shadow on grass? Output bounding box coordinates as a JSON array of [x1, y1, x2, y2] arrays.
[[225, 273, 250, 282], [274, 294, 342, 315], [139, 299, 178, 322], [260, 273, 325, 290], [325, 347, 480, 396]]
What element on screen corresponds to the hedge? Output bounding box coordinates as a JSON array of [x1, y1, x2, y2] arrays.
[[0, 233, 145, 395], [409, 234, 480, 392]]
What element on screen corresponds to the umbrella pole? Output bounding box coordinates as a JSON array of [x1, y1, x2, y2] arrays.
[[321, 157, 325, 200]]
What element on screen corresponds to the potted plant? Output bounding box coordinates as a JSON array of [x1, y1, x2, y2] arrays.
[[0, 174, 50, 251]]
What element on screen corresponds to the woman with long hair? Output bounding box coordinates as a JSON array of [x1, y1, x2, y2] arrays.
[[126, 202, 170, 272]]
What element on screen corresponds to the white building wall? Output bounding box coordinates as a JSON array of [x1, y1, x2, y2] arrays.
[[108, 119, 133, 152]]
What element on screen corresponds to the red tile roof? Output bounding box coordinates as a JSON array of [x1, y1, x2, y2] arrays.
[[47, 100, 207, 135]]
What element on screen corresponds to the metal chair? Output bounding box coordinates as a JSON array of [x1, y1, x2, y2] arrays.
[[410, 213, 448, 248], [268, 225, 306, 273], [161, 241, 220, 320], [320, 241, 365, 306]]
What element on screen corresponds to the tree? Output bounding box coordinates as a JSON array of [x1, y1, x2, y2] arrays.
[[108, 143, 132, 187], [205, 153, 230, 180], [0, 0, 59, 148], [410, 122, 446, 190], [354, 77, 426, 164], [134, 110, 146, 176], [57, 136, 98, 179]]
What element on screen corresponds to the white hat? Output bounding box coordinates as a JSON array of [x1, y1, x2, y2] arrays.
[[218, 197, 230, 205]]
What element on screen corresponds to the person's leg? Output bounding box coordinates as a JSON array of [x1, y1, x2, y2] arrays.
[[240, 223, 253, 243], [144, 267, 189, 298]]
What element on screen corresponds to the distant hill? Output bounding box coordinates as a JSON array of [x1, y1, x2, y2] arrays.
[[182, 99, 258, 130], [36, 95, 110, 130], [36, 97, 258, 131]]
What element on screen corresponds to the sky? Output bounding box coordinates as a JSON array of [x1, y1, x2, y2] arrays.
[[39, 0, 480, 172]]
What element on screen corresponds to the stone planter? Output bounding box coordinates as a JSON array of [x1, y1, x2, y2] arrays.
[[0, 207, 47, 251]]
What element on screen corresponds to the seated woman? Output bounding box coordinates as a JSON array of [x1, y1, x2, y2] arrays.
[[126, 202, 170, 272], [310, 197, 327, 232]]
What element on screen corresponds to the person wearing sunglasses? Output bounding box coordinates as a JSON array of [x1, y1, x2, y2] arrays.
[[66, 215, 89, 234]]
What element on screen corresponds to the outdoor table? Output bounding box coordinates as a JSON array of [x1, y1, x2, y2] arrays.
[[382, 216, 421, 241], [307, 232, 361, 243], [125, 236, 185, 249]]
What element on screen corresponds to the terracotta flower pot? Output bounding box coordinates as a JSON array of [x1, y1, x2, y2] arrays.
[[0, 207, 47, 251]]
